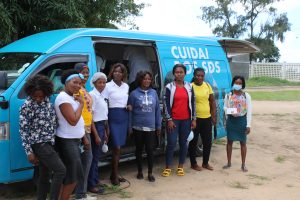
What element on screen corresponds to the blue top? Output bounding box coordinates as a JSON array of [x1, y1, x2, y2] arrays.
[[128, 87, 161, 131]]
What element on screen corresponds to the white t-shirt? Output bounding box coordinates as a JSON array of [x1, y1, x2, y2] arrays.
[[89, 88, 108, 121], [103, 81, 129, 108], [54, 91, 85, 138]]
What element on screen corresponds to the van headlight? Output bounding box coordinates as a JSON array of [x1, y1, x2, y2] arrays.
[[0, 122, 9, 140]]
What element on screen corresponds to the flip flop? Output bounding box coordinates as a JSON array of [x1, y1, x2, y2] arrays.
[[88, 186, 104, 194], [222, 163, 231, 169], [161, 168, 172, 177], [177, 168, 185, 176], [241, 165, 248, 172]]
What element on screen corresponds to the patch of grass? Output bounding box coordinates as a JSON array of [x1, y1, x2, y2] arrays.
[[229, 181, 248, 189], [247, 77, 300, 87], [247, 174, 270, 181], [275, 155, 286, 163], [213, 139, 227, 145], [253, 182, 264, 186], [103, 184, 133, 198], [248, 90, 300, 101]]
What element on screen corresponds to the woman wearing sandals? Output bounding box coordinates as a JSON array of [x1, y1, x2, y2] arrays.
[[188, 68, 216, 171], [88, 72, 110, 193], [223, 75, 252, 172], [162, 64, 196, 177], [104, 63, 130, 185], [128, 71, 161, 182]]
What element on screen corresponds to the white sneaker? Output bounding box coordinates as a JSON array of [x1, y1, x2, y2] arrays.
[[76, 194, 97, 200], [85, 194, 97, 200]]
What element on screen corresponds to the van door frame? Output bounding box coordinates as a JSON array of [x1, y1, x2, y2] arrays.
[[10, 54, 89, 175], [92, 37, 164, 98]]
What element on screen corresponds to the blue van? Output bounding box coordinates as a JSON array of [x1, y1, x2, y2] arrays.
[[0, 28, 259, 183]]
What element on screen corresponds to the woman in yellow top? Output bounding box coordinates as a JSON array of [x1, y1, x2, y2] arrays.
[[188, 68, 216, 171], [74, 63, 101, 198]]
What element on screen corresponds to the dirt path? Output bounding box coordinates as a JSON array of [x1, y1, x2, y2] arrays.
[[1, 101, 300, 200], [105, 101, 300, 200]]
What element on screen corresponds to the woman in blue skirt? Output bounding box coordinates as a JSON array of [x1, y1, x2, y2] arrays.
[[223, 76, 252, 172], [104, 63, 130, 185]]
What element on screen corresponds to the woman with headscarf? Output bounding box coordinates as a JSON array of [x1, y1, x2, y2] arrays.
[[54, 69, 85, 200]]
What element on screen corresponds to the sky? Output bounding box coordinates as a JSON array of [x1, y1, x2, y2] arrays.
[[126, 0, 300, 63]]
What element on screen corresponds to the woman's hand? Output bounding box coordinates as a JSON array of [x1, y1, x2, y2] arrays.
[[28, 153, 39, 165], [82, 135, 91, 150], [74, 94, 84, 105], [212, 115, 217, 126], [191, 119, 196, 130], [245, 127, 251, 135], [126, 105, 132, 111], [156, 129, 161, 136], [94, 135, 101, 146], [167, 120, 176, 132]]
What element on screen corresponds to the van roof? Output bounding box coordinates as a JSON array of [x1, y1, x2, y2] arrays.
[[0, 28, 222, 53]]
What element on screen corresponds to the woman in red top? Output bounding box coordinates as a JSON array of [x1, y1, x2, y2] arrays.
[[162, 64, 196, 177]]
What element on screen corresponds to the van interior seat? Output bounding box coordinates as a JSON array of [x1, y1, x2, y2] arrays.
[[49, 69, 64, 93]]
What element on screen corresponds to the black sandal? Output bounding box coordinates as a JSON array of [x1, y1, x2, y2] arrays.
[[137, 172, 144, 180], [148, 174, 155, 182]]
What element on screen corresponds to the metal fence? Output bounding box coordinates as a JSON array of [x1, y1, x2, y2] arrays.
[[249, 62, 300, 81]]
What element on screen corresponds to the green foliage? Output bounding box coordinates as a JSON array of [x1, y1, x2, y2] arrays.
[[247, 77, 300, 87], [0, 0, 145, 47], [248, 90, 300, 101], [199, 0, 291, 62], [250, 38, 280, 62]]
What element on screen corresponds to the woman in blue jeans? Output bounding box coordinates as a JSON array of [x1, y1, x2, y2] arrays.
[[162, 64, 196, 177]]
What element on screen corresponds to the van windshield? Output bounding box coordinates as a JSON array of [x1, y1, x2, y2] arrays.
[[0, 53, 40, 90]]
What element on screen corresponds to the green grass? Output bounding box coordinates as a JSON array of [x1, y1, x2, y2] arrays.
[[229, 181, 248, 189], [275, 155, 286, 163], [248, 90, 300, 101], [103, 184, 133, 198], [247, 77, 300, 87], [213, 138, 227, 145], [247, 174, 270, 181]]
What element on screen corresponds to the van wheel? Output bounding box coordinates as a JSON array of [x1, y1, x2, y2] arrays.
[[195, 137, 203, 157]]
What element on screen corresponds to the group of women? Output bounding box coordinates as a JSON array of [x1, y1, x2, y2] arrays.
[[19, 62, 252, 200]]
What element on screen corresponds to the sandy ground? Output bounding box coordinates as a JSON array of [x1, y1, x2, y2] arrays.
[[1, 100, 300, 200]]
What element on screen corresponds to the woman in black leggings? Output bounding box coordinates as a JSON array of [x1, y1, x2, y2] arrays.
[[188, 68, 216, 171], [128, 71, 161, 182]]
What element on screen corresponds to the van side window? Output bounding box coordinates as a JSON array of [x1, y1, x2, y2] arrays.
[[18, 55, 89, 98]]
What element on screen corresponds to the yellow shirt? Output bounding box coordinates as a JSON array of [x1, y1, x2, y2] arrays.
[[79, 88, 93, 130], [192, 82, 213, 118]]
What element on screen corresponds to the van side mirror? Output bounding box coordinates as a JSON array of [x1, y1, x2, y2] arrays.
[[0, 71, 8, 90], [0, 96, 9, 109]]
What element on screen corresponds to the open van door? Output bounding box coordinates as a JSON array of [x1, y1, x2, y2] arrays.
[[218, 38, 260, 79], [217, 38, 260, 58]]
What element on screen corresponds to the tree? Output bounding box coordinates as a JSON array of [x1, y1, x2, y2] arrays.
[[0, 0, 145, 47], [200, 0, 291, 62]]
